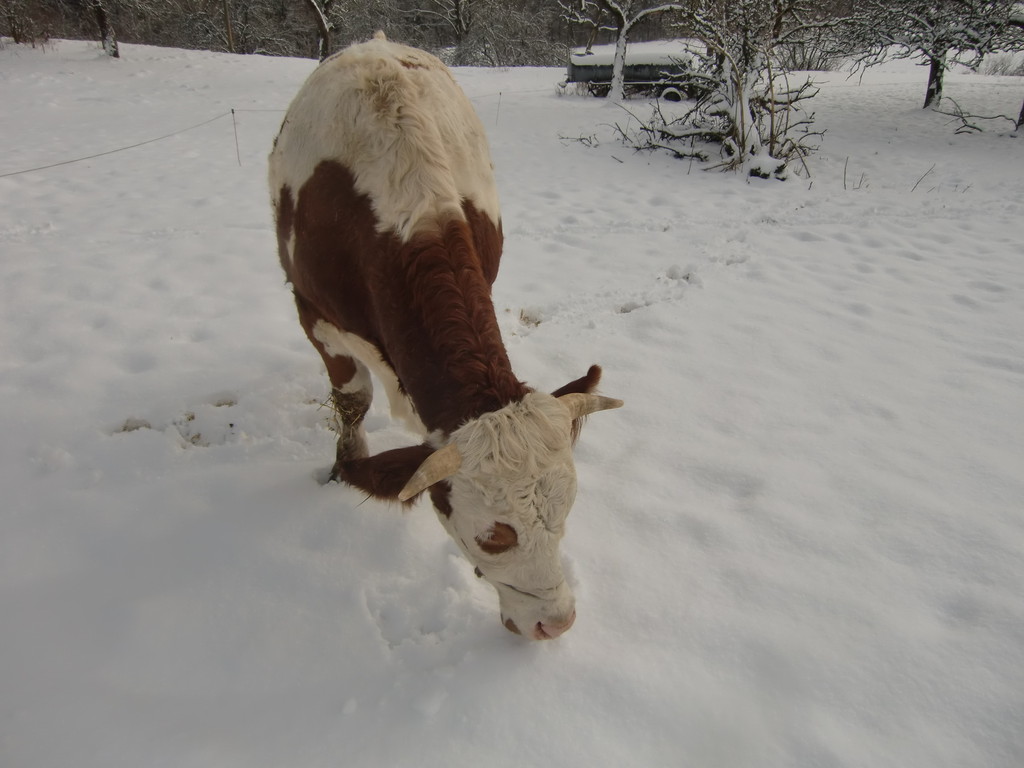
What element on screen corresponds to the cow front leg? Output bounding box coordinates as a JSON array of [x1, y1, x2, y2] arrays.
[[329, 383, 371, 467], [320, 354, 373, 477], [317, 351, 373, 473]]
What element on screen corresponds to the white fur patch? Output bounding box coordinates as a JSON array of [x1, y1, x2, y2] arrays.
[[435, 393, 579, 631], [312, 320, 426, 436], [268, 37, 500, 244]]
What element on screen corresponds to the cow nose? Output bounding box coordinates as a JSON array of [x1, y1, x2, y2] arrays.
[[534, 610, 576, 640]]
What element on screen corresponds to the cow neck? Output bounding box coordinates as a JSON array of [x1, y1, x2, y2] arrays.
[[378, 219, 527, 436]]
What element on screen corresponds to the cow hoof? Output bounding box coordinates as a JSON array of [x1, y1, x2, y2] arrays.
[[314, 466, 338, 486]]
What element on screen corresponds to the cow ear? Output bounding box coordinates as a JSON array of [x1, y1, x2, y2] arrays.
[[551, 364, 602, 398], [551, 365, 609, 445], [333, 444, 434, 506]]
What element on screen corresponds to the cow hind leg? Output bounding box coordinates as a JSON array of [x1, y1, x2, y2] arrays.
[[293, 296, 373, 471]]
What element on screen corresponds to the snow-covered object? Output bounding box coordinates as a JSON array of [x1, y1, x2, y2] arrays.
[[569, 39, 699, 67], [568, 39, 700, 100]]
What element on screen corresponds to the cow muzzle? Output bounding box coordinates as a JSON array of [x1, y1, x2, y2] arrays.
[[495, 579, 576, 641], [503, 610, 576, 640]]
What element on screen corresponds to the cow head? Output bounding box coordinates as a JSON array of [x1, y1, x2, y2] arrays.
[[336, 366, 622, 640]]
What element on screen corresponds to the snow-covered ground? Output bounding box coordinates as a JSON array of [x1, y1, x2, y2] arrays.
[[2, 39, 1022, 768]]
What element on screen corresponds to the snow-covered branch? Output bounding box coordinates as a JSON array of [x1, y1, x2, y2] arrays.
[[847, 0, 1023, 108]]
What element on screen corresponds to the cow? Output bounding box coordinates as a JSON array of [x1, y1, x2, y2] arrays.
[[268, 33, 622, 640]]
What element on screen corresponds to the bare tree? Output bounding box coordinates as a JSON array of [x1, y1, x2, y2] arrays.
[[1008, 9, 1024, 130], [561, 0, 611, 53], [612, 0, 835, 177], [2, 0, 584, 65], [849, 0, 1021, 108], [416, 0, 476, 46], [304, 0, 333, 61], [222, 0, 235, 52], [90, 0, 119, 57], [939, 10, 1024, 132], [447, 0, 567, 65], [4, 0, 29, 43], [562, 1, 684, 101]]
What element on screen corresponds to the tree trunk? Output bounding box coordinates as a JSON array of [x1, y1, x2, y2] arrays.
[[453, 0, 471, 45], [1017, 97, 1024, 131], [323, 0, 335, 57], [584, 21, 599, 54], [8, 1, 26, 44], [923, 54, 945, 109], [223, 0, 235, 53], [609, 25, 628, 102], [305, 0, 332, 62], [91, 0, 119, 58]]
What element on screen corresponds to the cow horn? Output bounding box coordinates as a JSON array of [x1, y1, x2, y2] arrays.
[[558, 392, 624, 420], [398, 443, 462, 501]]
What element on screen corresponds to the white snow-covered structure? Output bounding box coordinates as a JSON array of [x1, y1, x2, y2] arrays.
[[565, 40, 700, 98]]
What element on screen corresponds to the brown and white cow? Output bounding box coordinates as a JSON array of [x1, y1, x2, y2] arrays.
[[269, 34, 621, 640]]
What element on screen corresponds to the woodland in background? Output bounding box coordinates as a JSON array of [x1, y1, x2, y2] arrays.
[[0, 1, 894, 65], [4, 0, 624, 65], [5, 1, 1022, 175], [5, 2, 1021, 78]]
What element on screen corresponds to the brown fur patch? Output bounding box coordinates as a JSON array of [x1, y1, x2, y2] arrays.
[[283, 159, 522, 435], [293, 293, 362, 390], [429, 481, 453, 518], [552, 364, 603, 444], [551, 364, 602, 398], [383, 218, 526, 431], [463, 199, 503, 285], [476, 522, 518, 554]]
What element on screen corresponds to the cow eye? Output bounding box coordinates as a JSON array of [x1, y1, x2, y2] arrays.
[[475, 522, 518, 554]]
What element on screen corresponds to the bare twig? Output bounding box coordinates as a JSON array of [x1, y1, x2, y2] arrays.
[[933, 98, 1018, 135], [911, 164, 936, 193]]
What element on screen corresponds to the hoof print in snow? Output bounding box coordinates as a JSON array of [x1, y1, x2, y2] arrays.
[[665, 265, 701, 286], [116, 417, 153, 434], [173, 411, 208, 447], [113, 393, 241, 448], [618, 300, 648, 314], [172, 397, 240, 448], [518, 308, 543, 327]]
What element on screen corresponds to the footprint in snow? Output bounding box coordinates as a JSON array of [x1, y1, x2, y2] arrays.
[[113, 393, 241, 448], [514, 266, 700, 328]]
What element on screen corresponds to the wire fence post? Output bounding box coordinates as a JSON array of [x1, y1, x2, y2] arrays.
[[231, 109, 242, 166]]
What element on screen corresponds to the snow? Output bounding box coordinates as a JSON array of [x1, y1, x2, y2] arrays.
[[570, 38, 697, 66], [2, 39, 1024, 768]]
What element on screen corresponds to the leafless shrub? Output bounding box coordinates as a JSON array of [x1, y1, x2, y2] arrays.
[[609, 2, 833, 178], [980, 52, 1024, 76], [773, 40, 844, 72]]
